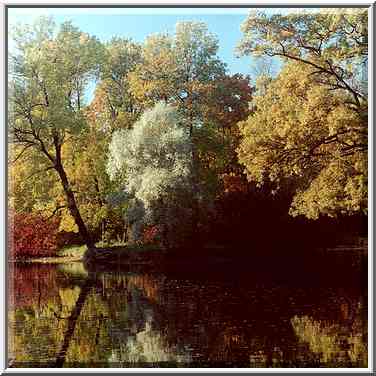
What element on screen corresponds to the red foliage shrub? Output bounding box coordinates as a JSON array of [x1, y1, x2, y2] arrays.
[[222, 174, 249, 194], [142, 225, 160, 245], [8, 211, 60, 260]]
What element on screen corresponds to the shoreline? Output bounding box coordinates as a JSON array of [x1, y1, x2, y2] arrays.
[[9, 236, 368, 266], [9, 256, 83, 264]]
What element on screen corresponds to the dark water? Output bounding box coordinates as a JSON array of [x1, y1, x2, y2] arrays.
[[8, 248, 368, 368]]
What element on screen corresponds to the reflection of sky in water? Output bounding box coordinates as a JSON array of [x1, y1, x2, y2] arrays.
[[8, 259, 367, 367]]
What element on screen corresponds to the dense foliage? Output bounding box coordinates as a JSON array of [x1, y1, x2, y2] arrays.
[[237, 62, 367, 219], [8, 10, 367, 257], [9, 17, 104, 248], [107, 102, 195, 247], [237, 9, 367, 219], [237, 9, 367, 105], [9, 211, 60, 259]]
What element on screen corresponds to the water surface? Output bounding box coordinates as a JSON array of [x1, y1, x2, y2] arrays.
[[8, 248, 368, 368]]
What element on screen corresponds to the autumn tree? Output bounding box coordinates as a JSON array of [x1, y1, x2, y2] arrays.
[[129, 22, 252, 204], [237, 9, 368, 111], [58, 126, 121, 237], [9, 146, 61, 216], [62, 38, 144, 241], [89, 37, 143, 132], [9, 17, 104, 248], [9, 128, 119, 243], [237, 62, 367, 219], [129, 22, 252, 134], [198, 73, 253, 177], [236, 9, 368, 219], [129, 23, 226, 120]]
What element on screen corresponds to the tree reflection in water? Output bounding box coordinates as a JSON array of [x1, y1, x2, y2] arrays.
[[109, 319, 192, 365], [8, 262, 368, 367], [291, 309, 367, 367]]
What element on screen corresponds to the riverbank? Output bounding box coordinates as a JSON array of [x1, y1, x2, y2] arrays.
[[8, 244, 86, 264], [9, 244, 164, 265], [13, 256, 83, 264], [10, 236, 367, 268], [81, 242, 367, 289]]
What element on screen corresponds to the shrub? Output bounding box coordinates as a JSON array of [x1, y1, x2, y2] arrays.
[[8, 211, 60, 260], [142, 225, 160, 245]]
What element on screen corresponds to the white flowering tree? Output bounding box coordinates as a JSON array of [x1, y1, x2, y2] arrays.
[[107, 102, 194, 247]]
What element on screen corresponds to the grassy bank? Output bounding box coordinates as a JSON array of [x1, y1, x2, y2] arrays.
[[12, 243, 163, 264], [10, 244, 87, 264], [12, 236, 367, 266]]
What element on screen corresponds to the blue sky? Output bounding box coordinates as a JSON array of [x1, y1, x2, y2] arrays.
[[7, 7, 312, 101], [8, 8, 261, 74]]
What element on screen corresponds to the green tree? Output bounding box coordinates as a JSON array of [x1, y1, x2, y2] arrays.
[[90, 37, 143, 132], [129, 22, 226, 124], [9, 17, 104, 248]]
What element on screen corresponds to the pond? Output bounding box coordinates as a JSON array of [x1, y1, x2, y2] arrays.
[[8, 248, 368, 368]]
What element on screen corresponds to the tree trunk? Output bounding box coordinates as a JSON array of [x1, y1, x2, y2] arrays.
[[54, 277, 93, 367], [55, 160, 95, 249]]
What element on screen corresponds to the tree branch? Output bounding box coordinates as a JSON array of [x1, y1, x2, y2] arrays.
[[47, 205, 67, 220], [10, 143, 35, 164]]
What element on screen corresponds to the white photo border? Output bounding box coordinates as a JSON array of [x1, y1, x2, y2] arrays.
[[1, 1, 374, 373]]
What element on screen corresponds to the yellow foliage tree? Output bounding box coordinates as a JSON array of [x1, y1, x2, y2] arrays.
[[237, 62, 367, 219]]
